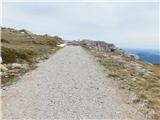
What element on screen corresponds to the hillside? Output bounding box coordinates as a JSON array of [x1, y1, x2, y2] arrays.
[[80, 40, 160, 120], [1, 27, 63, 86], [2, 46, 147, 120], [1, 28, 160, 119]]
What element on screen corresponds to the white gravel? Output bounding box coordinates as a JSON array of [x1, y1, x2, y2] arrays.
[[2, 46, 146, 120]]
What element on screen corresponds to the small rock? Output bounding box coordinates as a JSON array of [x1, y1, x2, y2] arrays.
[[0, 57, 2, 63], [11, 63, 22, 69], [0, 64, 8, 72], [5, 75, 9, 78], [8, 69, 20, 73]]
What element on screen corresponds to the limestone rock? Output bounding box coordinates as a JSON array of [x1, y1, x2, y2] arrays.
[[11, 63, 22, 69], [19, 29, 33, 34], [0, 64, 8, 72], [0, 57, 2, 63], [81, 40, 124, 54]]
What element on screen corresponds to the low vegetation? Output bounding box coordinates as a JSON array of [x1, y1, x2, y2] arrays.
[[80, 41, 160, 120], [1, 27, 63, 87]]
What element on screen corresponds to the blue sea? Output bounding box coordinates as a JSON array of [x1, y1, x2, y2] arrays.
[[123, 48, 160, 64]]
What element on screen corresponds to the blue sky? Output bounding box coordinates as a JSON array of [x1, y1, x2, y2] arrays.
[[1, 2, 159, 49]]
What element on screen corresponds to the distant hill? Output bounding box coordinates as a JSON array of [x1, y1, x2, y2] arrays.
[[124, 49, 160, 64], [137, 52, 160, 64]]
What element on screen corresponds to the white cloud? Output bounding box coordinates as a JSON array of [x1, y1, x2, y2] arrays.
[[2, 0, 159, 2], [2, 2, 159, 49]]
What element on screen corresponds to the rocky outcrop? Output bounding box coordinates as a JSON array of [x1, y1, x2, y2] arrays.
[[1, 27, 17, 33], [80, 40, 124, 55], [53, 36, 64, 44], [1, 62, 30, 86], [19, 29, 33, 34]]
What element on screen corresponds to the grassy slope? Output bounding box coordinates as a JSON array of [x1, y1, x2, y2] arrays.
[[1, 27, 63, 86], [81, 44, 160, 120]]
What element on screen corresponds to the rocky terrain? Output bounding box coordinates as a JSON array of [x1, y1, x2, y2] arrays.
[[80, 39, 124, 54], [2, 46, 147, 120], [1, 28, 159, 119], [80, 40, 160, 120], [1, 27, 63, 87]]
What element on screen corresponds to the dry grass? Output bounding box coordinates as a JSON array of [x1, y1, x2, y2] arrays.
[[1, 27, 63, 86], [82, 44, 160, 120], [1, 28, 62, 64]]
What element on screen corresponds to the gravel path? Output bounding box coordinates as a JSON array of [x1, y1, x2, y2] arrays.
[[2, 46, 145, 120]]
